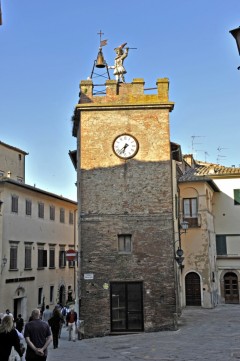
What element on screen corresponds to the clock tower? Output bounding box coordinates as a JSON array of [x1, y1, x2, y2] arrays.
[[72, 77, 177, 336]]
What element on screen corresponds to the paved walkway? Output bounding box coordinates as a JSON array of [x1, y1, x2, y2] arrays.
[[46, 304, 240, 361]]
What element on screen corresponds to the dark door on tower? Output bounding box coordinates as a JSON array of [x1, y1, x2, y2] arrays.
[[185, 272, 201, 306], [224, 272, 239, 304], [110, 282, 144, 332]]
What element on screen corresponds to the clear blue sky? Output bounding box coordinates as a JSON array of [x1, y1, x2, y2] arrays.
[[1, 0, 240, 201]]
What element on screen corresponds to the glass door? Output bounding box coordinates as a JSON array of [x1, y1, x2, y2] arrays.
[[110, 282, 143, 332]]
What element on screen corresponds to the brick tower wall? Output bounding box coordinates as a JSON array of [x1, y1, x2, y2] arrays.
[[74, 78, 177, 336]]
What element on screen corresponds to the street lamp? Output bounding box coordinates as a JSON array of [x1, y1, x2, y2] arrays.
[[229, 26, 240, 69], [1, 256, 7, 274], [175, 221, 188, 269]]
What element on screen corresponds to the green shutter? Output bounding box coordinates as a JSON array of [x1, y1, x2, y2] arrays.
[[216, 235, 227, 255], [234, 189, 240, 205]]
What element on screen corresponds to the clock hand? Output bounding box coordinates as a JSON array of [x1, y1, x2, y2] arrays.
[[119, 143, 129, 154]]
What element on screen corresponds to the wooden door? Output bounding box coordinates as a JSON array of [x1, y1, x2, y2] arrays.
[[224, 272, 239, 304], [185, 272, 201, 306]]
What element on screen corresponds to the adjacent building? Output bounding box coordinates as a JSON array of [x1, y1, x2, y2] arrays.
[[0, 141, 77, 320], [178, 157, 219, 308], [177, 156, 240, 308], [196, 164, 240, 304]]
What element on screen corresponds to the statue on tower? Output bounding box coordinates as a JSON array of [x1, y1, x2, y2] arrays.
[[109, 43, 129, 83]]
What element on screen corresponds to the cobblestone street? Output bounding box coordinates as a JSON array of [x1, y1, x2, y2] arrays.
[[45, 304, 240, 361]]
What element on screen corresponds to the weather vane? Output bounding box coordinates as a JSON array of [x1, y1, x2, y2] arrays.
[[90, 30, 137, 84]]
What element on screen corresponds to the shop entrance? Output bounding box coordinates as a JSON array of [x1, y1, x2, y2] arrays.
[[110, 282, 144, 332]]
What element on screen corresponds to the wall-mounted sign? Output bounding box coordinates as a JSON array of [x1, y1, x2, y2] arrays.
[[84, 273, 94, 280], [66, 249, 77, 261]]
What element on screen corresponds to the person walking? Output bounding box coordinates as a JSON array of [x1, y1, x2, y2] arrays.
[[24, 308, 52, 361], [42, 305, 52, 323], [66, 308, 77, 342], [48, 308, 63, 349], [15, 314, 24, 333], [3, 308, 13, 318], [0, 315, 24, 361]]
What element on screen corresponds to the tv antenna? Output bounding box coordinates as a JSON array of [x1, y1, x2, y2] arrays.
[[216, 146, 228, 164], [191, 135, 205, 155], [195, 150, 209, 162]]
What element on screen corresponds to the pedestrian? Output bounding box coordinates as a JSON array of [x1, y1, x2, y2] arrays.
[[3, 308, 13, 318], [48, 308, 63, 349], [42, 305, 52, 323], [0, 315, 24, 361], [66, 307, 77, 342], [15, 314, 24, 333], [0, 312, 4, 323], [24, 308, 52, 361]]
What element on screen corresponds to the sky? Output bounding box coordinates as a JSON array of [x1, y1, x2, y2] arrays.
[[0, 0, 240, 201]]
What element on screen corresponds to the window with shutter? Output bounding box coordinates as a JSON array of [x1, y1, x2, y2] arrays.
[[234, 189, 240, 205], [11, 195, 18, 213], [10, 245, 18, 269], [183, 198, 198, 227], [216, 235, 227, 255], [25, 245, 32, 269]]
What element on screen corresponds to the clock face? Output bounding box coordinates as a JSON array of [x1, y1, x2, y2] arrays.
[[113, 134, 139, 159]]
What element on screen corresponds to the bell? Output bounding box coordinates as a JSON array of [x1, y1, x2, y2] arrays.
[[95, 48, 105, 68]]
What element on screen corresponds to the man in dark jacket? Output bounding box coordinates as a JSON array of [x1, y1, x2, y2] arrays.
[[66, 308, 77, 341], [15, 314, 24, 333]]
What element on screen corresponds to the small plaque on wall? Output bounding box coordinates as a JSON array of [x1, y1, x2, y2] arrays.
[[84, 273, 94, 280]]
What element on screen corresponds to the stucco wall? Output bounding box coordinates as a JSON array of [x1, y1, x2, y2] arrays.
[[0, 181, 77, 320]]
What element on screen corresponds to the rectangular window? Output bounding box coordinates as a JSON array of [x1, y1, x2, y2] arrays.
[[60, 208, 65, 223], [26, 200, 32, 216], [38, 248, 47, 268], [68, 260, 75, 268], [50, 205, 55, 221], [69, 211, 74, 225], [38, 287, 43, 306], [38, 202, 44, 219], [25, 245, 32, 269], [118, 234, 132, 253], [10, 245, 18, 270], [11, 195, 18, 213], [49, 248, 55, 268], [183, 198, 198, 227], [216, 235, 227, 255], [234, 189, 240, 205], [59, 248, 66, 268], [50, 286, 54, 303]]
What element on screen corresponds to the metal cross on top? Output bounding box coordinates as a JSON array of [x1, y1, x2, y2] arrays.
[[97, 30, 104, 42], [97, 30, 107, 48]]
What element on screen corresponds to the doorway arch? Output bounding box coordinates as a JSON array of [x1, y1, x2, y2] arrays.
[[185, 272, 201, 306], [58, 285, 66, 306]]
